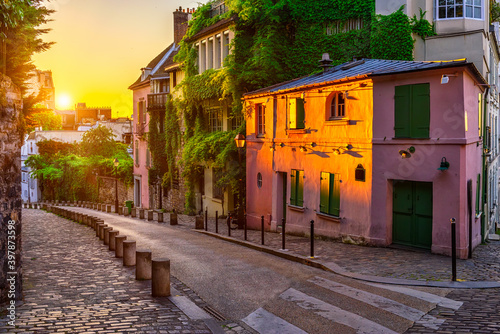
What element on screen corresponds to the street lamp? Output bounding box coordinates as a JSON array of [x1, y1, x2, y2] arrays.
[[234, 134, 246, 228], [114, 158, 119, 213]]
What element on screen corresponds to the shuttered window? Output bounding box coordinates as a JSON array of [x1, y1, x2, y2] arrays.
[[290, 169, 304, 207], [476, 173, 481, 215], [289, 98, 305, 129], [394, 83, 430, 138], [320, 172, 340, 216]]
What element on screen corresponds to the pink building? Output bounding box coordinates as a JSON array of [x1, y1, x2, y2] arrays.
[[243, 58, 485, 259]]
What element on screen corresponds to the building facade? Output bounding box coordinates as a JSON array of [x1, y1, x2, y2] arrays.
[[244, 58, 485, 259]]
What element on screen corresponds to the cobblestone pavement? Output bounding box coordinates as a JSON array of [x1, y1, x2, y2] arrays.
[[192, 215, 500, 283], [0, 209, 227, 334]]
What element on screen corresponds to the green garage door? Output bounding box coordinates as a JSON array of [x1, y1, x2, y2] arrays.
[[393, 180, 433, 249]]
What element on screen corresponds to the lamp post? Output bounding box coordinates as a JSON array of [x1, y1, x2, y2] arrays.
[[114, 158, 119, 213], [234, 134, 246, 228]]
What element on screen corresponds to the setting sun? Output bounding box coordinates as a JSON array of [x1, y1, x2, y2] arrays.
[[56, 93, 71, 110]]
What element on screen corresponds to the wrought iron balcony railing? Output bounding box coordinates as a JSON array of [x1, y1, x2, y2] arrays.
[[147, 93, 168, 110]]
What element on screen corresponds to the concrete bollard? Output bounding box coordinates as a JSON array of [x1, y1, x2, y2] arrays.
[[109, 230, 119, 251], [147, 210, 153, 221], [23, 203, 27, 209], [136, 250, 152, 280], [104, 227, 113, 245], [131, 208, 137, 218], [152, 258, 171, 297], [42, 203, 47, 210], [28, 203, 32, 209], [115, 235, 127, 258], [118, 206, 123, 215], [97, 203, 101, 211], [96, 222, 104, 236], [157, 212, 164, 223], [99, 224, 108, 240], [123, 240, 136, 266], [195, 216, 204, 229], [139, 209, 145, 219], [106, 205, 111, 213], [170, 212, 178, 225], [123, 206, 129, 216]]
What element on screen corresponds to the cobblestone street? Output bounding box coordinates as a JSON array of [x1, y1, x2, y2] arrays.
[[0, 209, 214, 333]]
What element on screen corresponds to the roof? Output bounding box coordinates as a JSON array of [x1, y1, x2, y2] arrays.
[[187, 15, 236, 42], [244, 58, 486, 97], [129, 43, 180, 89]]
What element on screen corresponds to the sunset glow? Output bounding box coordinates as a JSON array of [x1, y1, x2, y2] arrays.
[[56, 93, 71, 110]]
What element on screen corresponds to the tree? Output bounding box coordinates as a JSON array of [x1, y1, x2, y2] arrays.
[[80, 125, 118, 157], [492, 0, 500, 23], [24, 107, 62, 133], [0, 0, 54, 89]]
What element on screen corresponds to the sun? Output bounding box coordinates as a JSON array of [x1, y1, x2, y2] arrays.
[[56, 94, 72, 110]]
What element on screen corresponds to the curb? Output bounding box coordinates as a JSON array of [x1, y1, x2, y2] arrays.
[[194, 230, 500, 289]]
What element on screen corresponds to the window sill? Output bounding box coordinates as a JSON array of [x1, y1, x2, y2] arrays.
[[316, 212, 341, 223], [287, 129, 307, 134], [325, 118, 353, 126], [257, 134, 266, 138], [288, 205, 305, 212]]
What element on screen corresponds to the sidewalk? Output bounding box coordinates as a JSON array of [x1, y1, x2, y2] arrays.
[[175, 213, 500, 287], [0, 209, 216, 333]]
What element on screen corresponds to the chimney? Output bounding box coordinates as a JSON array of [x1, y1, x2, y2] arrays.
[[173, 6, 189, 45]]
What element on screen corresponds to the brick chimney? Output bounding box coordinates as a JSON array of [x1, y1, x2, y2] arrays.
[[173, 6, 189, 45]]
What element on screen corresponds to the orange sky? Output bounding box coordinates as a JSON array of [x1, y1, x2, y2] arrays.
[[33, 0, 203, 117]]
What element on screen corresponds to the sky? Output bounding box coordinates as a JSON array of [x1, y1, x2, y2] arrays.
[[33, 0, 203, 117]]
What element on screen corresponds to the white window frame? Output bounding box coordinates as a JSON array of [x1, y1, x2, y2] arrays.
[[436, 0, 483, 20], [330, 92, 346, 119]]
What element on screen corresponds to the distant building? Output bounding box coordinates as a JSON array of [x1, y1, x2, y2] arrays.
[[79, 118, 133, 144], [75, 102, 112, 125], [26, 69, 56, 110], [55, 110, 76, 130]]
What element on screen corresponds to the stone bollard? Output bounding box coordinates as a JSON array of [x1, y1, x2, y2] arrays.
[[23, 203, 27, 209], [96, 222, 104, 237], [28, 203, 32, 209], [118, 206, 123, 215], [195, 216, 204, 229], [123, 240, 136, 266], [152, 258, 171, 297], [123, 206, 129, 216], [139, 209, 145, 219], [136, 250, 152, 280], [42, 203, 47, 210], [104, 227, 113, 245], [157, 212, 164, 223], [131, 208, 137, 218], [97, 203, 101, 211], [170, 212, 178, 225], [99, 224, 108, 240], [115, 235, 127, 258], [109, 230, 119, 251], [147, 210, 153, 221], [106, 205, 111, 213]]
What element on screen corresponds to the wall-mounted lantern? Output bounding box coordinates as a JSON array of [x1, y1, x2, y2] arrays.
[[355, 164, 365, 182], [398, 146, 415, 159], [437, 157, 450, 171]]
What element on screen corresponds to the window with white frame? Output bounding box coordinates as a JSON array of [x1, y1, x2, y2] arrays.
[[208, 107, 223, 132], [437, 0, 483, 20], [330, 92, 345, 119]]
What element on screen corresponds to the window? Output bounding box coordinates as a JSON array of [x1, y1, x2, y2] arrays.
[[256, 104, 265, 136], [289, 98, 305, 129], [135, 140, 139, 165], [476, 173, 481, 215], [290, 169, 304, 207], [320, 172, 340, 216], [231, 113, 243, 130], [330, 92, 345, 119], [215, 35, 222, 69], [257, 173, 262, 188], [394, 83, 430, 138], [172, 72, 177, 88], [325, 18, 364, 35], [138, 101, 146, 124], [200, 41, 206, 73], [437, 0, 482, 19], [213, 168, 224, 199], [208, 107, 222, 132], [207, 37, 214, 70], [146, 148, 151, 168], [222, 31, 230, 61]]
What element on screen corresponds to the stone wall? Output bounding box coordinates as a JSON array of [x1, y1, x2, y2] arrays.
[[97, 176, 133, 205], [0, 74, 23, 303], [149, 163, 186, 213]]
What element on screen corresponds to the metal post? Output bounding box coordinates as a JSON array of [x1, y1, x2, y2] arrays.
[[281, 218, 286, 250], [227, 214, 231, 237], [261, 215, 264, 245], [310, 220, 315, 258], [244, 213, 247, 241], [215, 211, 218, 234], [205, 208, 208, 231], [114, 172, 119, 213], [451, 217, 457, 281]]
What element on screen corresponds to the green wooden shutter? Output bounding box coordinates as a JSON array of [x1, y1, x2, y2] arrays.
[[296, 98, 305, 129], [411, 83, 430, 138], [394, 85, 411, 138], [476, 173, 481, 214], [290, 170, 297, 206], [330, 174, 340, 216], [289, 99, 297, 129], [297, 170, 304, 207], [320, 172, 330, 213]]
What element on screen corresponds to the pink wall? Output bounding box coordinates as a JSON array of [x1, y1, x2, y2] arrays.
[[132, 84, 151, 208], [371, 68, 483, 258]]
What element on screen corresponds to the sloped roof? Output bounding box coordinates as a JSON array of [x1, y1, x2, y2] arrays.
[[187, 15, 236, 42], [244, 58, 486, 97], [129, 43, 179, 89]]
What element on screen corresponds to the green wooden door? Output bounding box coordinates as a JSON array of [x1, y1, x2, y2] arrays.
[[393, 181, 433, 249]]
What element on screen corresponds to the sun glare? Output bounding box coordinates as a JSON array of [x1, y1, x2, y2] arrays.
[[57, 94, 72, 110]]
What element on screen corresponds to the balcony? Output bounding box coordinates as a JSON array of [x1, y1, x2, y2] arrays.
[[147, 93, 168, 110]]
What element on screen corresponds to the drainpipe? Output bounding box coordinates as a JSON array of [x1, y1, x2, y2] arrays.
[[481, 86, 490, 244]]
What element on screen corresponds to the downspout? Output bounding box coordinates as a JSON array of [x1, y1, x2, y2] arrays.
[[481, 86, 490, 244]]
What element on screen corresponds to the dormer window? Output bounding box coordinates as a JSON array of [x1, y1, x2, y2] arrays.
[[329, 92, 345, 119], [437, 0, 482, 20]]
